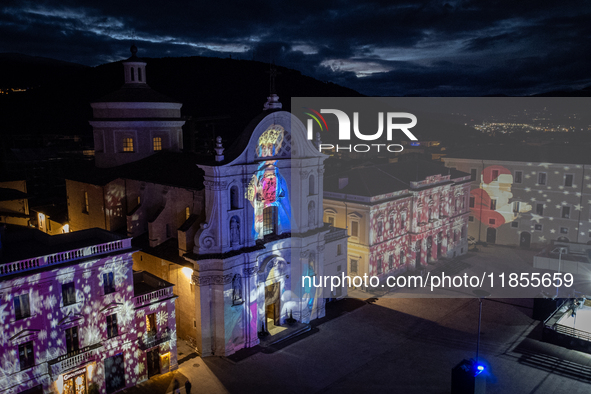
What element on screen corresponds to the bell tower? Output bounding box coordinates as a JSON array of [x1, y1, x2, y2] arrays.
[[90, 45, 185, 168]]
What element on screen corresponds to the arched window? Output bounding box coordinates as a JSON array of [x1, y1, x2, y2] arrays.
[[309, 174, 315, 195], [308, 200, 316, 228], [389, 214, 394, 232], [230, 186, 239, 209], [388, 254, 394, 271], [377, 256, 383, 275], [400, 250, 405, 266], [131, 67, 135, 82], [377, 219, 383, 238], [400, 211, 407, 230]]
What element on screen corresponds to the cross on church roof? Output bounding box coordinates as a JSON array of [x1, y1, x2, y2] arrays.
[[266, 62, 281, 95]]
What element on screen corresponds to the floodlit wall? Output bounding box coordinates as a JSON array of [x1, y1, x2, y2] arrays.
[[132, 251, 197, 348], [0, 241, 177, 394], [443, 158, 591, 247]]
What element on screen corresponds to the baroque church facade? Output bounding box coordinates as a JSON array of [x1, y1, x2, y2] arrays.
[[66, 46, 348, 358]]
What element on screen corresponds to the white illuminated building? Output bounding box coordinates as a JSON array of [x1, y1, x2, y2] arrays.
[[183, 97, 348, 356], [66, 47, 348, 358]]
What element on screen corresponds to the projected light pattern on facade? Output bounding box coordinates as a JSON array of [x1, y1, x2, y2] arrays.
[[470, 165, 532, 229], [186, 107, 344, 357], [246, 125, 292, 240], [0, 241, 177, 394], [442, 155, 591, 247], [255, 125, 290, 158]]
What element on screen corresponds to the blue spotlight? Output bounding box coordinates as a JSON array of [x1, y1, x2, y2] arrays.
[[475, 364, 485, 376]]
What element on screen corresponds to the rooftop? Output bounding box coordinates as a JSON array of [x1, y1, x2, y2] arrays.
[[31, 203, 68, 224], [66, 151, 205, 190], [0, 187, 28, 202], [324, 160, 470, 197], [92, 83, 181, 104], [132, 234, 188, 266], [0, 225, 126, 265], [444, 144, 591, 165], [133, 270, 174, 297]]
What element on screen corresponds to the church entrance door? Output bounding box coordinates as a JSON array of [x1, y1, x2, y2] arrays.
[[265, 283, 281, 333]]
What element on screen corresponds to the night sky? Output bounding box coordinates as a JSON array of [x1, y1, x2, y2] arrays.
[[1, 0, 590, 96]]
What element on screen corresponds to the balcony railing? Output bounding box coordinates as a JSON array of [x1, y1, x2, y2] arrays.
[[133, 286, 174, 308], [0, 239, 132, 277], [555, 324, 591, 342], [139, 328, 171, 350], [48, 342, 102, 377]]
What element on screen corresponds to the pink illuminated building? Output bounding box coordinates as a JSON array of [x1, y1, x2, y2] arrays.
[[323, 160, 471, 287], [0, 226, 177, 394]]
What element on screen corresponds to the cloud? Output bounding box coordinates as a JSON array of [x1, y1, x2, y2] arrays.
[[0, 0, 589, 95]]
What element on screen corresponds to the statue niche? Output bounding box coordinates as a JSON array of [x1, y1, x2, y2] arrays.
[[230, 216, 241, 246], [232, 274, 243, 306]]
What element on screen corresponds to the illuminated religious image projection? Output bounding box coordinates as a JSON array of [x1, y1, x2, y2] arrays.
[[246, 161, 291, 239], [255, 125, 289, 158], [246, 125, 292, 239], [471, 165, 532, 228]]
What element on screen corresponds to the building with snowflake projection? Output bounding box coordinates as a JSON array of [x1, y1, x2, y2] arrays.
[[65, 45, 348, 358], [0, 226, 177, 394], [323, 160, 471, 288], [442, 145, 591, 248]]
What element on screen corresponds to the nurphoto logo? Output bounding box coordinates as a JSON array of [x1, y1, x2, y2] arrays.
[[304, 108, 418, 153]]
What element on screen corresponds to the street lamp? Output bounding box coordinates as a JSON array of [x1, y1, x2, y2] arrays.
[[451, 290, 491, 394], [555, 247, 567, 298], [472, 289, 491, 365]]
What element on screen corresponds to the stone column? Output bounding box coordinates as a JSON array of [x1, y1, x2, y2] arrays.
[[243, 266, 260, 348]]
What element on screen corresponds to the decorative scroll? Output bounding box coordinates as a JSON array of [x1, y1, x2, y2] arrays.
[[243, 267, 258, 277], [204, 180, 228, 190]]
